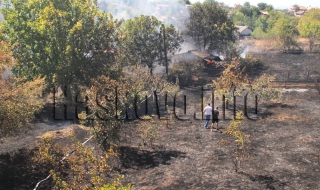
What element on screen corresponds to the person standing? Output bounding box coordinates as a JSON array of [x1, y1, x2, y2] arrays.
[[211, 106, 219, 131], [203, 103, 212, 129]]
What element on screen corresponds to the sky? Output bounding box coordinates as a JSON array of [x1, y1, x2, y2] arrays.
[[189, 0, 320, 9]]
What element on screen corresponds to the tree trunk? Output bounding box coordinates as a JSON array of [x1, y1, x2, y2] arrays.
[[162, 24, 168, 75], [309, 37, 315, 52], [150, 67, 153, 76]]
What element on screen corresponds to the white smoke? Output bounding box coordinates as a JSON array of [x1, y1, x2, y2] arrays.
[[97, 0, 190, 33], [97, 0, 199, 74]]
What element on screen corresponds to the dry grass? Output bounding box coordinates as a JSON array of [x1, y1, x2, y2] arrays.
[[293, 135, 317, 143], [253, 37, 312, 52], [277, 113, 310, 122], [297, 38, 310, 44], [298, 38, 320, 52], [217, 139, 231, 146], [253, 39, 279, 52], [297, 37, 310, 51], [37, 125, 90, 139], [208, 155, 220, 161], [270, 83, 315, 88]]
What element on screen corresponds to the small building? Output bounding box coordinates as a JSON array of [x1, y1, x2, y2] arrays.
[[188, 50, 222, 68], [291, 5, 307, 11], [260, 11, 269, 16], [294, 10, 306, 17], [235, 25, 253, 39], [290, 5, 308, 17]]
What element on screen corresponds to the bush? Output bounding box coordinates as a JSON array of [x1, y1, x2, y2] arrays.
[[240, 53, 265, 74], [0, 77, 45, 135], [223, 111, 250, 172], [213, 58, 282, 103], [0, 31, 46, 136], [170, 60, 203, 86], [34, 132, 133, 190]]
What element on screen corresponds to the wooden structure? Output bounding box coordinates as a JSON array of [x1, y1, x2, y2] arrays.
[[188, 50, 222, 68]]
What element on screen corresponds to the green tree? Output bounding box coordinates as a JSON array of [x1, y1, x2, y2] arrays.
[[187, 0, 236, 52], [297, 8, 320, 52], [243, 2, 250, 8], [252, 16, 269, 38], [265, 4, 274, 11], [251, 6, 261, 17], [1, 0, 120, 90], [251, 26, 268, 39], [271, 17, 300, 52], [265, 10, 284, 33], [256, 16, 268, 32], [120, 15, 183, 75], [232, 12, 247, 26], [231, 5, 260, 29], [238, 6, 253, 17], [257, 2, 267, 10]]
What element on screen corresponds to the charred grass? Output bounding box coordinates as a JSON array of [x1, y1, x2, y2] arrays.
[[1, 50, 320, 189]]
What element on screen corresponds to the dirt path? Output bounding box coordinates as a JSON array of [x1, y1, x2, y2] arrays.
[[0, 120, 77, 154]]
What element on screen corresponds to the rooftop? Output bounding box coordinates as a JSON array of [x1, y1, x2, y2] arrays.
[[235, 25, 251, 33]]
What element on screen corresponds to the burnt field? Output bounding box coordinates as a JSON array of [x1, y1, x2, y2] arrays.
[[1, 51, 320, 189], [118, 51, 320, 189]]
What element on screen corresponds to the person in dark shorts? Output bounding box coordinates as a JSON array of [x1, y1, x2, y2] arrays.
[[211, 106, 219, 131]]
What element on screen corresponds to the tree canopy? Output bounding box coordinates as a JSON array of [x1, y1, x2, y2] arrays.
[[257, 2, 267, 10], [298, 8, 320, 52], [187, 0, 236, 52], [120, 15, 183, 75], [271, 16, 299, 52], [1, 0, 120, 88], [243, 2, 251, 8]]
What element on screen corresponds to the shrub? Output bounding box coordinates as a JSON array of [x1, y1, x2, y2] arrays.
[[0, 77, 45, 135], [223, 111, 250, 172], [34, 132, 133, 190]]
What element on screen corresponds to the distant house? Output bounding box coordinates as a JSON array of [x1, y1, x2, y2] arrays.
[[290, 5, 308, 17], [291, 5, 307, 11], [295, 10, 306, 17], [260, 11, 269, 16], [235, 25, 253, 38]]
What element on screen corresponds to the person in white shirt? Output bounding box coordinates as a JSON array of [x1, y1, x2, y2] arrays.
[[203, 103, 212, 129]]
